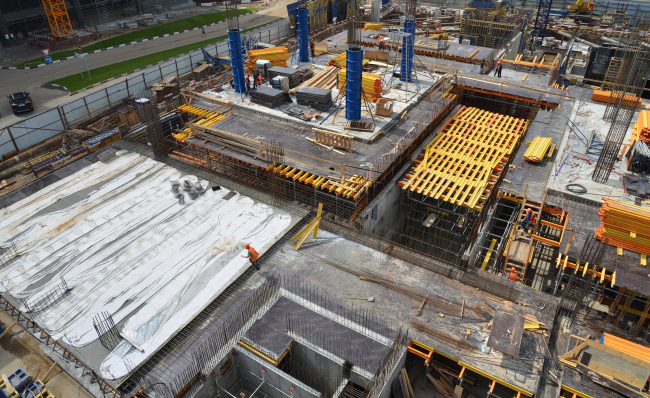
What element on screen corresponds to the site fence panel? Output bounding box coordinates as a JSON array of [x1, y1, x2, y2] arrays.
[[0, 20, 292, 158], [0, 129, 17, 154], [11, 108, 65, 150]]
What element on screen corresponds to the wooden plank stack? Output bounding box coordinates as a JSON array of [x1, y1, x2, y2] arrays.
[[524, 136, 553, 162], [250, 86, 289, 108], [338, 69, 382, 102], [327, 52, 370, 68], [296, 87, 332, 109], [290, 66, 339, 94], [596, 198, 650, 255], [247, 47, 290, 69], [151, 76, 179, 98], [591, 89, 641, 107]]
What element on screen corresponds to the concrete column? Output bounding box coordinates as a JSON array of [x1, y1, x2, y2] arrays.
[[69, 0, 86, 28]]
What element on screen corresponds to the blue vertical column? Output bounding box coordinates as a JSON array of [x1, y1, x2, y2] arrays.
[[297, 7, 310, 63], [400, 20, 415, 82], [346, 47, 363, 121], [228, 29, 246, 94]]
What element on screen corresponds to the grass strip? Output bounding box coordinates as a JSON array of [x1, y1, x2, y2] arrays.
[[49, 22, 273, 92], [17, 8, 257, 67]]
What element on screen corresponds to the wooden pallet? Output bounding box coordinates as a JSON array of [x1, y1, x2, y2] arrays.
[[399, 106, 527, 211]]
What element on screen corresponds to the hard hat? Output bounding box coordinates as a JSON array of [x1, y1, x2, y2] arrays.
[[511, 267, 516, 272], [245, 243, 250, 249]]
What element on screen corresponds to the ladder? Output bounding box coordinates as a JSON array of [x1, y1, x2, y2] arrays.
[[602, 57, 623, 91]]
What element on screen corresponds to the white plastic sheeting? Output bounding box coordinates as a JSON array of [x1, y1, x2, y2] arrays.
[[0, 151, 293, 380]]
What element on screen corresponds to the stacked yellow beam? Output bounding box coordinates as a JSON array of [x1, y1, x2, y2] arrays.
[[596, 198, 650, 255], [524, 136, 552, 163], [337, 69, 382, 102], [268, 162, 373, 201], [399, 106, 528, 211], [247, 47, 290, 69], [328, 52, 370, 68], [364, 22, 385, 30], [174, 105, 228, 142]]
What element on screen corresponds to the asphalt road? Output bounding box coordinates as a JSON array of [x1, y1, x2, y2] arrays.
[[0, 12, 283, 128]]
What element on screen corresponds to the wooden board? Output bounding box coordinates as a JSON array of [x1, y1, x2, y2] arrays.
[[486, 309, 525, 357]]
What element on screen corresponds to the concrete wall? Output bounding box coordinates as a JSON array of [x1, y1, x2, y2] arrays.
[[359, 183, 402, 239], [193, 349, 323, 398], [374, 348, 407, 398], [502, 32, 522, 60]]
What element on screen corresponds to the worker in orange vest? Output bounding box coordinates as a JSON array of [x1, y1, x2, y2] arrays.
[[378, 37, 385, 50], [521, 208, 536, 231], [257, 74, 263, 86], [589, 1, 595, 12], [508, 267, 518, 282], [494, 59, 503, 78], [242, 243, 260, 270]]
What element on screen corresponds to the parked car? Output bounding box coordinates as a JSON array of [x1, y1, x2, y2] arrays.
[[9, 92, 33, 114]]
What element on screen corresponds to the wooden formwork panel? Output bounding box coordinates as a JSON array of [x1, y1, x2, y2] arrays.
[[399, 106, 527, 211]]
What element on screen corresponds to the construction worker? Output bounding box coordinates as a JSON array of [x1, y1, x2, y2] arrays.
[[242, 243, 260, 270], [494, 59, 503, 78], [310, 38, 316, 58], [521, 208, 535, 231], [378, 37, 385, 50], [508, 267, 518, 282], [257, 74, 263, 86], [425, 28, 430, 37], [253, 70, 258, 89], [245, 74, 251, 94], [589, 1, 595, 13]]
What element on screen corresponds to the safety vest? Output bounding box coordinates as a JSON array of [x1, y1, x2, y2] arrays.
[[257, 75, 263, 85], [248, 247, 259, 261], [508, 272, 518, 281]]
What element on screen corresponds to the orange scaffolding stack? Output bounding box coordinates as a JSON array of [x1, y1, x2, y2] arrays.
[[595, 198, 650, 255], [632, 110, 650, 144], [246, 47, 290, 70]]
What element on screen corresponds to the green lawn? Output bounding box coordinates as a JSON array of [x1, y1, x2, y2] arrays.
[[49, 22, 270, 92], [18, 8, 257, 67]]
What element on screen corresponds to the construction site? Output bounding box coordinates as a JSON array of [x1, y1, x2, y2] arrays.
[[2, 0, 650, 397]]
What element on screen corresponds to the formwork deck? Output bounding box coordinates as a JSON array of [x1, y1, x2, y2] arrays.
[[262, 226, 560, 396], [399, 106, 528, 211]]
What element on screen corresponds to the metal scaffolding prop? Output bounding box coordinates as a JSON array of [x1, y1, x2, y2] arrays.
[[592, 12, 650, 183], [395, 106, 529, 264]]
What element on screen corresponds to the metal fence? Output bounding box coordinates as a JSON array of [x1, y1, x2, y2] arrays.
[[0, 20, 292, 158]]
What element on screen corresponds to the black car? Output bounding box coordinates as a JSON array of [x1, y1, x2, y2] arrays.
[[9, 92, 33, 114]]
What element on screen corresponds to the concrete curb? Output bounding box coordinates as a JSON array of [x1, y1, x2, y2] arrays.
[[41, 83, 72, 94], [1, 10, 258, 70]]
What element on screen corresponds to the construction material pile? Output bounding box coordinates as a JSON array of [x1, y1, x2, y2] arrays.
[[632, 110, 650, 144], [267, 66, 302, 88], [284, 104, 319, 121], [595, 198, 650, 254], [61, 129, 99, 150], [524, 136, 553, 162], [328, 52, 370, 68], [338, 69, 382, 102], [250, 86, 289, 108], [591, 89, 641, 107], [296, 87, 332, 109], [151, 76, 179, 97], [290, 66, 339, 94], [364, 22, 385, 30], [247, 47, 290, 69]]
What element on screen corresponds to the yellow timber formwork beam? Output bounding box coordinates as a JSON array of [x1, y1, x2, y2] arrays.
[[523, 137, 552, 163], [292, 203, 323, 250], [399, 106, 527, 211]]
